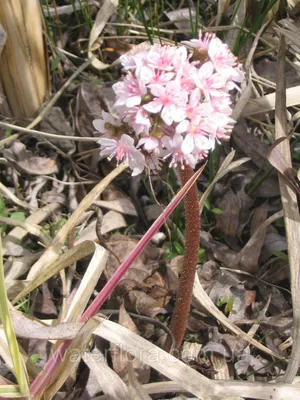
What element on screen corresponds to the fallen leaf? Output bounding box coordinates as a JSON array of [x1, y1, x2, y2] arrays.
[[104, 235, 159, 284], [4, 141, 58, 175], [267, 137, 300, 195], [76, 83, 116, 138], [165, 8, 201, 32], [94, 198, 138, 216], [215, 188, 240, 237], [40, 107, 76, 153], [261, 232, 287, 262], [238, 203, 269, 273], [231, 119, 269, 169], [200, 231, 237, 266]]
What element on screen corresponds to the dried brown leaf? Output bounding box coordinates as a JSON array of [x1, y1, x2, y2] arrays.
[[4, 141, 58, 175], [215, 188, 240, 237]]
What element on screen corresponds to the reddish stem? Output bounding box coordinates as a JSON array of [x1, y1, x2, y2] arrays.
[[29, 165, 204, 398], [165, 165, 200, 353]]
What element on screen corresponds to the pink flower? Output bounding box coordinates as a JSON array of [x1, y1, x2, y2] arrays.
[[208, 37, 239, 81], [95, 38, 244, 175], [162, 134, 196, 169], [143, 81, 187, 125], [98, 134, 145, 176], [176, 61, 197, 91], [120, 50, 147, 70], [176, 117, 215, 154], [137, 136, 159, 151], [113, 73, 147, 108], [186, 88, 213, 120], [181, 31, 213, 51], [210, 96, 232, 115], [195, 61, 227, 98], [93, 111, 122, 135], [137, 66, 174, 85], [123, 106, 151, 135], [146, 44, 176, 71]]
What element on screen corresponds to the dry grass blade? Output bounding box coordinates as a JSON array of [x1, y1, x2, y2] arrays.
[[94, 318, 300, 400], [0, 182, 36, 212], [2, 203, 60, 262], [94, 317, 224, 400], [83, 351, 129, 400], [241, 85, 300, 116], [88, 0, 119, 70], [275, 35, 300, 383], [192, 274, 286, 361], [42, 318, 100, 398], [93, 380, 300, 400], [0, 217, 52, 247], [64, 243, 108, 322], [0, 237, 29, 396], [12, 240, 96, 304], [216, 0, 229, 26], [27, 163, 128, 280], [128, 359, 152, 400], [226, 0, 246, 50]]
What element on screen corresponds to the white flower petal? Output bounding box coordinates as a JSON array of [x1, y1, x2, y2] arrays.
[[126, 95, 141, 108], [182, 134, 194, 154], [143, 99, 162, 114], [93, 119, 106, 133], [161, 105, 174, 125], [176, 119, 189, 134]]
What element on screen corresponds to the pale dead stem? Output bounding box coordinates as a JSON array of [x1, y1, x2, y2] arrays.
[[275, 35, 300, 383], [0, 182, 36, 211], [0, 121, 99, 142]]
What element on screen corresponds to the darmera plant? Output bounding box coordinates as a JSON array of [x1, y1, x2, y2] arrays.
[[93, 31, 244, 351]]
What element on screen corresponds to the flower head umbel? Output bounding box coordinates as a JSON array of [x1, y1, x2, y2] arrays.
[[94, 31, 244, 175]]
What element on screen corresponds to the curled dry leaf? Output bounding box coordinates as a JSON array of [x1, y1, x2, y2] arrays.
[[94, 198, 138, 217], [74, 210, 127, 245], [76, 83, 116, 138], [237, 202, 269, 273], [104, 235, 159, 284], [215, 188, 240, 237], [261, 232, 287, 262], [4, 141, 58, 175], [200, 231, 237, 266], [88, 0, 119, 70], [267, 137, 300, 195], [165, 8, 200, 32], [199, 265, 249, 321]]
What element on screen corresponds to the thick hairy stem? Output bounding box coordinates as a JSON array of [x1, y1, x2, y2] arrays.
[[165, 165, 200, 354]]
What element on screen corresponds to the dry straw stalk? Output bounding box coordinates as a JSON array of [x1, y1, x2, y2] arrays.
[[0, 0, 48, 117]]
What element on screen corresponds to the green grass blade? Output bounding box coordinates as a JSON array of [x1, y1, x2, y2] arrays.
[[137, 0, 153, 44], [0, 236, 29, 396], [0, 385, 24, 398]]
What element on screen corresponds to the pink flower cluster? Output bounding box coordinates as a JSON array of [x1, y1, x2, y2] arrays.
[[93, 32, 244, 176]]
